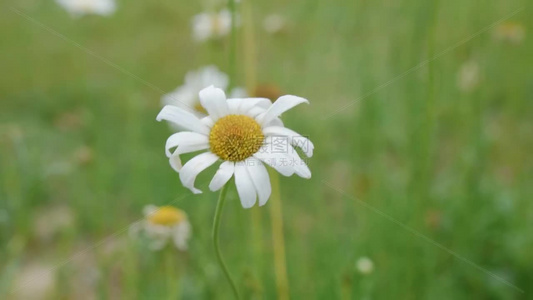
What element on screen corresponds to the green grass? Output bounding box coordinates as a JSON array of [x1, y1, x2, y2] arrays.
[[1, 0, 532, 299]]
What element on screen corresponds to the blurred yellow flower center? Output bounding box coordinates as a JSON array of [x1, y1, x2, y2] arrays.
[[212, 16, 224, 34], [79, 0, 92, 10], [148, 206, 185, 226], [209, 115, 264, 162]]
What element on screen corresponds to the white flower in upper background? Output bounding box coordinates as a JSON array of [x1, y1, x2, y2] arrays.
[[229, 87, 248, 98], [192, 10, 233, 42], [162, 66, 229, 118], [56, 0, 116, 17], [129, 205, 191, 251], [162, 66, 247, 120], [493, 22, 525, 44], [157, 86, 313, 209], [263, 14, 286, 34], [356, 257, 374, 275], [457, 60, 480, 92]]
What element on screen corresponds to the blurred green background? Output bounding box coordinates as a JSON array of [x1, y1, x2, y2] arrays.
[[1, 0, 532, 299]]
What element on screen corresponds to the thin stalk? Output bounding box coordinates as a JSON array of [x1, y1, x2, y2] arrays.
[[422, 0, 439, 191], [242, 0, 258, 92], [268, 169, 290, 300], [242, 0, 264, 296], [212, 184, 240, 299], [228, 0, 237, 87], [165, 248, 180, 300]]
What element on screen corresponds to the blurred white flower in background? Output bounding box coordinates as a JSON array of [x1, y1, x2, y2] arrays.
[[162, 66, 247, 121], [66, 248, 101, 299], [356, 257, 374, 275], [457, 60, 480, 93], [33, 205, 75, 242], [192, 10, 233, 42], [129, 205, 191, 251], [493, 22, 526, 44], [162, 66, 229, 118], [263, 14, 286, 34], [56, 0, 116, 17], [13, 263, 56, 300], [228, 86, 249, 98]]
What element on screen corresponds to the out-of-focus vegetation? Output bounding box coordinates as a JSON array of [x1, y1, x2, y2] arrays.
[[1, 0, 532, 299]]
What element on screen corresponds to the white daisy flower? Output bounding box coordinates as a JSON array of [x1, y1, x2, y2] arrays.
[[157, 85, 313, 209], [129, 205, 191, 251], [13, 263, 56, 300], [493, 22, 526, 44], [33, 205, 75, 241], [356, 257, 374, 275], [162, 66, 229, 118], [56, 0, 116, 17], [162, 66, 247, 120], [263, 14, 286, 34], [457, 60, 480, 92], [192, 10, 233, 42]]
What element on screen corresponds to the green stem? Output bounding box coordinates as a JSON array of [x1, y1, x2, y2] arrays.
[[268, 169, 290, 300], [228, 0, 237, 87], [165, 248, 180, 300], [212, 184, 240, 299]]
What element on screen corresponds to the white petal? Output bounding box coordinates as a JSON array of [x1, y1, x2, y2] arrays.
[[199, 86, 229, 120], [263, 117, 284, 128], [192, 13, 212, 42], [209, 161, 235, 191], [253, 138, 295, 177], [149, 238, 168, 251], [179, 152, 219, 194], [286, 145, 311, 178], [263, 126, 314, 157], [256, 95, 308, 126], [256, 112, 284, 125], [227, 98, 241, 113], [190, 65, 229, 91], [165, 132, 209, 157], [234, 163, 257, 209], [238, 98, 271, 113], [161, 86, 192, 107], [128, 221, 143, 239], [157, 105, 210, 135], [225, 98, 272, 115], [245, 158, 271, 206], [216, 10, 233, 36], [201, 116, 215, 128], [145, 223, 172, 238], [246, 106, 267, 118], [172, 221, 191, 251], [142, 205, 158, 216], [161, 87, 205, 120], [169, 151, 183, 172]]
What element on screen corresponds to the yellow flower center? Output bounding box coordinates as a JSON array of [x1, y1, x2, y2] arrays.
[[209, 115, 264, 162], [148, 206, 186, 226]]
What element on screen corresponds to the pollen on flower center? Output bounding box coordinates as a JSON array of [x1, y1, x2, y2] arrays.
[[209, 115, 264, 162], [148, 206, 185, 226]]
